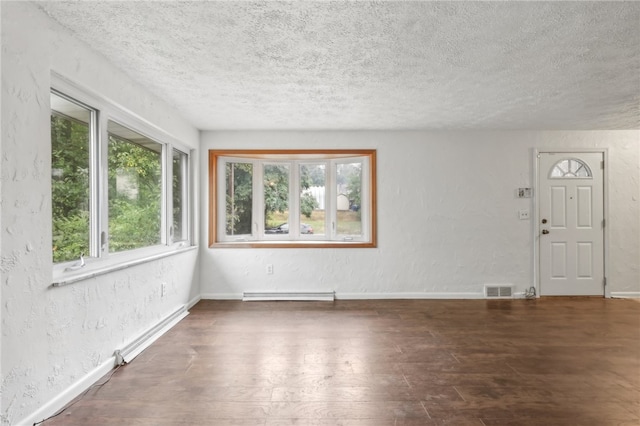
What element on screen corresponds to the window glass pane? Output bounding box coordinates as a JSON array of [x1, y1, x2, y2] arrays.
[[108, 121, 162, 252], [172, 149, 188, 242], [300, 164, 325, 236], [51, 93, 91, 263], [264, 164, 290, 234], [226, 162, 253, 236], [550, 158, 592, 179], [336, 162, 362, 236]]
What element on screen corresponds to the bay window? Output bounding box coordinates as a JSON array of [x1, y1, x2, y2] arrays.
[[209, 150, 376, 248]]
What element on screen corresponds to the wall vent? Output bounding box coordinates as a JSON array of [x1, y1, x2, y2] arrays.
[[484, 284, 514, 299], [243, 291, 335, 301]]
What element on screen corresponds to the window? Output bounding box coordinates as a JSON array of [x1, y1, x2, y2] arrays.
[[51, 92, 94, 263], [209, 150, 376, 248], [225, 161, 253, 236], [550, 158, 592, 178], [172, 149, 189, 243], [107, 121, 163, 252], [51, 82, 192, 273]]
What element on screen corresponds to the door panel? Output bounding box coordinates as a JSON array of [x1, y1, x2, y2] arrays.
[[576, 242, 593, 278], [551, 242, 567, 278], [550, 186, 567, 227], [539, 152, 604, 296], [576, 187, 592, 227]]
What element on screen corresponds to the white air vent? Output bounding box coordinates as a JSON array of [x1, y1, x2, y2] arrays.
[[484, 284, 514, 299], [243, 291, 335, 301]]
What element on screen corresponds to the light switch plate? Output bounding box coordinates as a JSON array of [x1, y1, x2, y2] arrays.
[[518, 188, 532, 198]]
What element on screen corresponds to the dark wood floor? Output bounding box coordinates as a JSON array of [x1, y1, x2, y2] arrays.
[[45, 298, 639, 425]]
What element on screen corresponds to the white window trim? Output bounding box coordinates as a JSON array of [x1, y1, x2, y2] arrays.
[[171, 148, 191, 244], [210, 150, 376, 248], [50, 72, 194, 285]]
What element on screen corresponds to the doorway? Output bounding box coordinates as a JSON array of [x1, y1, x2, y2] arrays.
[[537, 151, 605, 296]]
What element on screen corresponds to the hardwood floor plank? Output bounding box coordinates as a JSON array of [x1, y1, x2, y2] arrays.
[[268, 401, 429, 419], [270, 385, 417, 402], [39, 298, 640, 425]]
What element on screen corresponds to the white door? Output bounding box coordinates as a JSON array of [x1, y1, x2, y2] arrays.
[[538, 152, 604, 296]]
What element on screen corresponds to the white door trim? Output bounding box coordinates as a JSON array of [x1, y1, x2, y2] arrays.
[[533, 148, 609, 297]]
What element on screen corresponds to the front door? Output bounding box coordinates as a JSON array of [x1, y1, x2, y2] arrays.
[[538, 152, 604, 296]]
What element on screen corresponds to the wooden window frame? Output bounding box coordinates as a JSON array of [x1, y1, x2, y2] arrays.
[[209, 149, 377, 248]]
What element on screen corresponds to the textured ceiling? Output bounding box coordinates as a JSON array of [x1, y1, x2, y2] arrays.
[[35, 1, 640, 130]]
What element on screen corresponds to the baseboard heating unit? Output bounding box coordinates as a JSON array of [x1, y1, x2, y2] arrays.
[[243, 291, 335, 301], [114, 304, 188, 365]]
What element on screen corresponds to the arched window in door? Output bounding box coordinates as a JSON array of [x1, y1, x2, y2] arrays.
[[549, 158, 592, 178]]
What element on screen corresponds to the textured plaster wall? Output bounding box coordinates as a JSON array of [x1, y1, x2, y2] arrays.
[[200, 131, 639, 298], [1, 3, 199, 425]]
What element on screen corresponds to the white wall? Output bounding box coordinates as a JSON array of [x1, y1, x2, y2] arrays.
[[200, 131, 639, 299], [1, 2, 638, 424], [1, 3, 199, 425]]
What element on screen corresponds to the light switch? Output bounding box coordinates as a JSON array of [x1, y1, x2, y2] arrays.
[[518, 188, 532, 198]]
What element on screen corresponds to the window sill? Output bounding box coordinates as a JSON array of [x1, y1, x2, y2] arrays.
[[210, 241, 376, 249], [51, 244, 197, 287]]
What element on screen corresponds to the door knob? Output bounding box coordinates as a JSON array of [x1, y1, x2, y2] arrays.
[[541, 219, 548, 224], [542, 229, 550, 235]]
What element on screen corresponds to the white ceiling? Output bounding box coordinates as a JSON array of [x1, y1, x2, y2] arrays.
[[35, 1, 640, 131]]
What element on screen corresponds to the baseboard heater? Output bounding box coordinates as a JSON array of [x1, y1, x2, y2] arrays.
[[114, 304, 188, 365], [243, 291, 335, 301]]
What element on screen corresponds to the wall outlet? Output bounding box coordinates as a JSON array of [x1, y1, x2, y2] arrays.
[[266, 264, 274, 274], [161, 282, 167, 297], [519, 209, 530, 220]]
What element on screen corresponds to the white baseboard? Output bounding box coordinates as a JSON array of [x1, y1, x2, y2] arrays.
[[115, 305, 188, 364], [18, 356, 116, 426], [336, 292, 485, 300], [243, 291, 335, 301], [21, 305, 189, 426], [201, 292, 243, 300], [201, 292, 485, 300], [187, 294, 202, 309], [610, 291, 640, 299]]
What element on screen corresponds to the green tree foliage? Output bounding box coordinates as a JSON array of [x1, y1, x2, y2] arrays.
[[51, 111, 164, 262], [262, 164, 321, 222], [338, 162, 362, 210], [346, 164, 362, 210], [51, 113, 90, 263], [172, 150, 186, 241], [226, 162, 322, 230], [226, 162, 253, 235], [306, 164, 326, 186], [300, 164, 320, 218], [300, 193, 318, 218], [107, 135, 162, 252], [263, 164, 290, 224]]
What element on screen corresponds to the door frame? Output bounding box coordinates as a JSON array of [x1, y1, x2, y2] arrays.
[[532, 148, 610, 298]]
